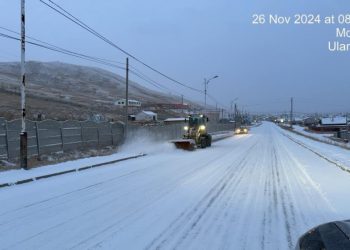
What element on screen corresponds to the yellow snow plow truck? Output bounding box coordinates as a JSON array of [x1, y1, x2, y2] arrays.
[[172, 114, 212, 151]]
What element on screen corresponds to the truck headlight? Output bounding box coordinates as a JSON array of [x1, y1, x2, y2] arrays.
[[244, 128, 247, 133], [184, 126, 189, 131], [199, 125, 206, 131], [235, 129, 241, 133]]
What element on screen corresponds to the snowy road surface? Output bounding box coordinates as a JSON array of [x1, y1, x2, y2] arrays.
[[1, 122, 350, 250]]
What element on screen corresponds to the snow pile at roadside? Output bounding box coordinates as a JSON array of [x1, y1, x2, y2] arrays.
[[293, 125, 350, 149], [0, 151, 142, 185], [281, 126, 350, 171]]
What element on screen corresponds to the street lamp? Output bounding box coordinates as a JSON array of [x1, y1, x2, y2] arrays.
[[204, 75, 218, 112], [231, 97, 238, 120]]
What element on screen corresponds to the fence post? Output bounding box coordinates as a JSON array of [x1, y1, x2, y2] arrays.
[[96, 126, 100, 146], [5, 120, 9, 160], [35, 121, 41, 158], [80, 123, 84, 147], [110, 124, 114, 146], [60, 127, 64, 151]]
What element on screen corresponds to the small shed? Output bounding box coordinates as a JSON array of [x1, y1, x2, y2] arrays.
[[135, 111, 157, 121]]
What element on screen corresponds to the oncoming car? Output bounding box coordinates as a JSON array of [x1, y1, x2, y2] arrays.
[[235, 127, 248, 135]]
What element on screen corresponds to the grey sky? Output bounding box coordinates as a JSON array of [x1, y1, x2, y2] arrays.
[[0, 0, 349, 114]]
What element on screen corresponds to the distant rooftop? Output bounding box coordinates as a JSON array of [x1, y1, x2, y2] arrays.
[[321, 117, 347, 125]]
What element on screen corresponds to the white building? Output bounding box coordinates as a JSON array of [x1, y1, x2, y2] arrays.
[[321, 116, 347, 126], [115, 99, 141, 107], [135, 111, 157, 121]]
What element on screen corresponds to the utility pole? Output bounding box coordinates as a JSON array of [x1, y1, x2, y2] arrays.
[[20, 0, 27, 170], [203, 75, 218, 114], [290, 97, 293, 128], [181, 94, 184, 114], [125, 57, 129, 138], [204, 78, 207, 113], [234, 103, 238, 129]]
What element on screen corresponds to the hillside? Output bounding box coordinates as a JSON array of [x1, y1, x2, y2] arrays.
[[0, 61, 195, 121]]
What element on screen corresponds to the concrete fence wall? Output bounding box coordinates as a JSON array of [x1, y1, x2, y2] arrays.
[[0, 118, 125, 160], [0, 116, 235, 160], [127, 122, 235, 142]]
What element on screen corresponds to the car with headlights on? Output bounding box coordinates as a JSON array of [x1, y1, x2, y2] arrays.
[[235, 126, 248, 135]]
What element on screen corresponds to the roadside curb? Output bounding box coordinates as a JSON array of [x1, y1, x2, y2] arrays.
[[0, 154, 147, 189]]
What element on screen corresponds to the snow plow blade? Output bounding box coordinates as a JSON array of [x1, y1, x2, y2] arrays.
[[171, 139, 196, 151]]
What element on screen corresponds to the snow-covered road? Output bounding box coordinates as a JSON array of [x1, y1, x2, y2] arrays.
[[1, 122, 350, 250]]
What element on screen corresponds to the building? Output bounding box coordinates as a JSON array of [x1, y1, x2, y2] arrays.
[[115, 99, 141, 107], [303, 117, 320, 127], [135, 111, 157, 121], [310, 116, 348, 132], [321, 117, 347, 126]]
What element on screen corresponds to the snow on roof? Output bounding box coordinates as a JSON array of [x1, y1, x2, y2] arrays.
[[321, 117, 347, 125], [141, 111, 157, 116], [164, 118, 186, 122]]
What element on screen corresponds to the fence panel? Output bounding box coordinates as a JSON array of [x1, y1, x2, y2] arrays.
[[112, 122, 124, 145], [61, 120, 82, 151], [7, 119, 38, 158], [0, 118, 7, 159], [97, 122, 112, 146], [81, 121, 98, 147], [37, 120, 62, 154]]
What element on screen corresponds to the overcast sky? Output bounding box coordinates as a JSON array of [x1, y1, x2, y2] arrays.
[[0, 0, 349, 114]]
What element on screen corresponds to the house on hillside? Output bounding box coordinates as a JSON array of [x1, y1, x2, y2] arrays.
[[135, 111, 157, 121], [115, 99, 141, 107]]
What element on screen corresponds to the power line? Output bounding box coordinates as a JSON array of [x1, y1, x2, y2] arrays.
[[0, 27, 125, 68], [0, 31, 125, 70], [0, 28, 209, 109], [39, 0, 203, 94]]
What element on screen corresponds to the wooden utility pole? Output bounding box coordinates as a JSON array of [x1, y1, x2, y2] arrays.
[[125, 57, 129, 138], [181, 94, 184, 114], [290, 97, 294, 128], [20, 0, 27, 170], [234, 103, 238, 129]]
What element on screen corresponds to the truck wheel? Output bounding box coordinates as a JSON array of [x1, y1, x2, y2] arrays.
[[207, 135, 212, 147], [200, 137, 207, 148]]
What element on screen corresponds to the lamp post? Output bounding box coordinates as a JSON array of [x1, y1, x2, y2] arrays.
[[204, 75, 218, 113], [231, 97, 238, 120]]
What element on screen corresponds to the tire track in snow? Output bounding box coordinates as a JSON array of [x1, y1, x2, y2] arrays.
[[144, 141, 260, 250]]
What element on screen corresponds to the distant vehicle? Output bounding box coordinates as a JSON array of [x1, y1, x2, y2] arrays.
[[171, 114, 212, 150], [235, 126, 248, 134], [296, 219, 350, 250]]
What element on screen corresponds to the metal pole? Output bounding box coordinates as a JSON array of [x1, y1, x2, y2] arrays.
[[20, 0, 27, 170], [125, 57, 129, 138]]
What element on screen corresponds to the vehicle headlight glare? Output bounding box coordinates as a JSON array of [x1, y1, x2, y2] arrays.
[[184, 126, 189, 131], [199, 125, 206, 131]]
